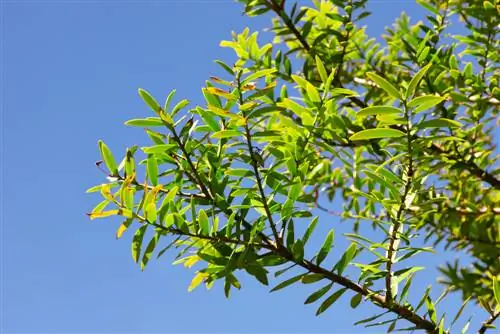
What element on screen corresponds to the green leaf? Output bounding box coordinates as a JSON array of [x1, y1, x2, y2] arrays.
[[304, 283, 333, 304], [214, 59, 235, 76], [303, 217, 319, 245], [145, 202, 157, 223], [301, 273, 324, 284], [98, 140, 118, 175], [406, 64, 432, 100], [408, 95, 446, 111], [494, 277, 500, 306], [416, 118, 462, 130], [349, 128, 405, 141], [425, 296, 437, 323], [335, 243, 357, 275], [125, 118, 164, 127], [330, 88, 359, 97], [226, 169, 254, 177], [147, 156, 158, 186], [132, 224, 148, 263], [141, 233, 159, 270], [278, 98, 314, 126], [357, 106, 401, 117], [288, 178, 302, 201], [350, 293, 362, 308], [315, 55, 328, 83], [270, 274, 304, 292], [138, 88, 161, 113], [164, 186, 179, 204], [292, 239, 304, 261], [163, 89, 176, 111], [353, 311, 390, 326], [171, 99, 190, 116], [316, 288, 347, 315], [211, 130, 243, 139], [316, 229, 335, 265], [451, 296, 471, 327], [367, 72, 402, 100], [307, 82, 321, 103], [198, 209, 210, 235], [243, 68, 277, 84]]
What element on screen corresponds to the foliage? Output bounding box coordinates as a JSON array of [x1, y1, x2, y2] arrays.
[[88, 0, 500, 332]]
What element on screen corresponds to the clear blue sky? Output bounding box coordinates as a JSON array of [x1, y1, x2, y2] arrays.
[[1, 1, 491, 333]]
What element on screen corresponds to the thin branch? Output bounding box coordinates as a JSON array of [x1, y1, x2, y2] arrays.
[[264, 0, 500, 189], [237, 72, 281, 245], [386, 101, 414, 303], [477, 310, 500, 334]]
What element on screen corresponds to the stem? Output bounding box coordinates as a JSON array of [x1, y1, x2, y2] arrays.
[[386, 101, 414, 303], [236, 72, 281, 244], [262, 0, 500, 189], [477, 311, 500, 334]]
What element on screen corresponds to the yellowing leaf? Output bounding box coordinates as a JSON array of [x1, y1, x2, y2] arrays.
[[206, 87, 237, 100], [116, 219, 133, 239], [88, 210, 119, 220], [188, 272, 208, 292]]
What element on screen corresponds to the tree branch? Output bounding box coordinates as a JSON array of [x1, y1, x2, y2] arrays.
[[477, 310, 500, 334]]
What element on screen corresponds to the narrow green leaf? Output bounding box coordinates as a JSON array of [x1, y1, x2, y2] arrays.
[[171, 99, 190, 116], [164, 186, 179, 203], [198, 209, 210, 235], [307, 82, 321, 103], [316, 288, 347, 315], [270, 274, 304, 292], [408, 95, 445, 111], [145, 202, 157, 223], [416, 118, 462, 130], [211, 130, 242, 139], [303, 217, 319, 245], [226, 169, 254, 177], [214, 59, 235, 76], [163, 89, 176, 111], [330, 88, 359, 97], [357, 106, 401, 117], [98, 140, 118, 175], [292, 239, 304, 261], [335, 243, 357, 275], [138, 88, 161, 113], [367, 72, 402, 100], [243, 69, 277, 84], [425, 296, 437, 323], [349, 128, 405, 141], [316, 229, 335, 265], [147, 156, 158, 186], [315, 55, 328, 83], [493, 277, 500, 306], [301, 274, 324, 284], [125, 118, 164, 127], [304, 283, 333, 304], [353, 311, 390, 326], [141, 233, 160, 270], [451, 296, 471, 327], [406, 64, 432, 100], [132, 224, 148, 263]]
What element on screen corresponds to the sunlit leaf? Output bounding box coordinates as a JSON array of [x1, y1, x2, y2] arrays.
[[349, 128, 405, 141], [367, 72, 402, 100]]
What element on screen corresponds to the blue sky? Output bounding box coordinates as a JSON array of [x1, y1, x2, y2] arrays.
[[2, 1, 492, 333]]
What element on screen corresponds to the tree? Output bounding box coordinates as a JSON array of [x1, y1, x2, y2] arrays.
[[87, 0, 499, 332]]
